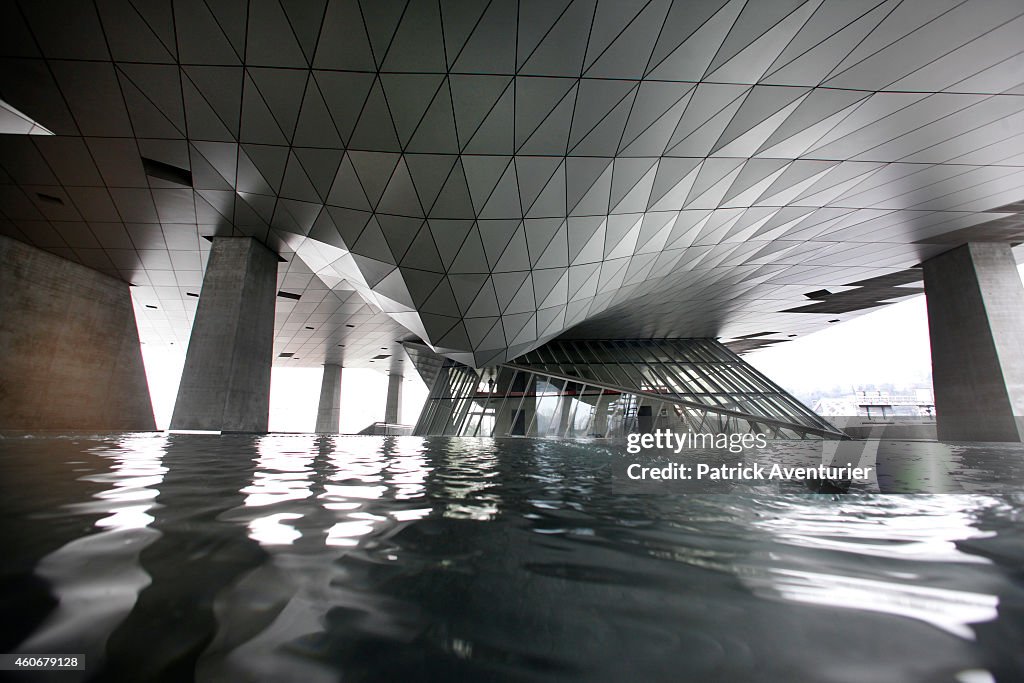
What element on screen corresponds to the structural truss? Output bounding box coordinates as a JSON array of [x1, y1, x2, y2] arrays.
[[410, 339, 846, 438]]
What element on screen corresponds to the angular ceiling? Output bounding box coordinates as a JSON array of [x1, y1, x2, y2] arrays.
[[2, 0, 1024, 367]]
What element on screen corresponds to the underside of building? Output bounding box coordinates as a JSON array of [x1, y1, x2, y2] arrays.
[[1, 0, 1023, 440]]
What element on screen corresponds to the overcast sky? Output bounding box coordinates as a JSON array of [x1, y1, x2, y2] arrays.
[[141, 264, 1024, 432], [747, 261, 1024, 400], [745, 294, 932, 398]]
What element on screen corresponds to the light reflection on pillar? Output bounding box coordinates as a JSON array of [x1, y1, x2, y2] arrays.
[[197, 436, 434, 681], [240, 435, 316, 545], [388, 437, 431, 501], [321, 436, 433, 544], [18, 434, 168, 669]]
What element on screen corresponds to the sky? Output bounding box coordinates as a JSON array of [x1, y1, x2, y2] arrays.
[[745, 294, 933, 400], [141, 263, 1024, 433], [747, 261, 1024, 402]]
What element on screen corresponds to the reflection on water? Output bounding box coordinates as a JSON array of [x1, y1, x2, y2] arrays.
[[8, 435, 166, 672], [1, 435, 1023, 682], [744, 497, 1002, 640]]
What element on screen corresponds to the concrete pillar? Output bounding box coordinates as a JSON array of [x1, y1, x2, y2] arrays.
[[592, 392, 613, 437], [923, 242, 1024, 442], [316, 364, 342, 433], [170, 237, 278, 433], [557, 381, 577, 436], [0, 235, 155, 431], [385, 372, 403, 425]]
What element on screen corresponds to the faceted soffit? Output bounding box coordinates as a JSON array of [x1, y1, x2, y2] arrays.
[[2, 0, 1024, 366]]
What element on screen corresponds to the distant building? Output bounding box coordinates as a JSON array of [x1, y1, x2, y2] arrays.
[[813, 388, 935, 419]]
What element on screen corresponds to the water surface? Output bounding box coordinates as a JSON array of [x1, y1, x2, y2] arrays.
[[1, 434, 1023, 682]]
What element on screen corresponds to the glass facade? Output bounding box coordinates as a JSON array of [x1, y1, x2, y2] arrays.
[[409, 339, 845, 440]]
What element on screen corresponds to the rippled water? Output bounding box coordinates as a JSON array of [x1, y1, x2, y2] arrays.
[[2, 434, 1024, 682]]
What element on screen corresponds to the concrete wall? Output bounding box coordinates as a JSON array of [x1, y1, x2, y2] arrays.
[[0, 236, 155, 431], [923, 242, 1024, 441], [170, 237, 277, 433]]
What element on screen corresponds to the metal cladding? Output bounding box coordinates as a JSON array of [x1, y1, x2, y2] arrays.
[[2, 1, 1024, 367]]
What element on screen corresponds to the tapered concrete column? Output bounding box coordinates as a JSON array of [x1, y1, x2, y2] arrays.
[[316, 364, 342, 433], [923, 242, 1024, 442], [592, 392, 613, 437], [557, 381, 577, 436], [0, 236, 155, 431], [170, 237, 278, 433], [385, 372, 403, 424]]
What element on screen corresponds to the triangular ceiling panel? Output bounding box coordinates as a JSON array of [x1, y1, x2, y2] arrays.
[[465, 85, 515, 154], [401, 223, 446, 272], [648, 0, 746, 80], [449, 224, 490, 274], [360, 1, 406, 68], [406, 155, 459, 213], [466, 280, 501, 318], [450, 76, 513, 149], [519, 0, 593, 76], [247, 67, 308, 142], [429, 219, 473, 270], [381, 0, 446, 72], [451, 0, 517, 73], [406, 78, 460, 154], [348, 78, 400, 151], [348, 151, 401, 209], [313, 71, 376, 143], [377, 159, 424, 217], [326, 153, 372, 211], [313, 0, 375, 70], [584, 0, 671, 79], [380, 74, 445, 147], [246, 0, 307, 67], [707, 0, 822, 81], [293, 148, 344, 202]]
